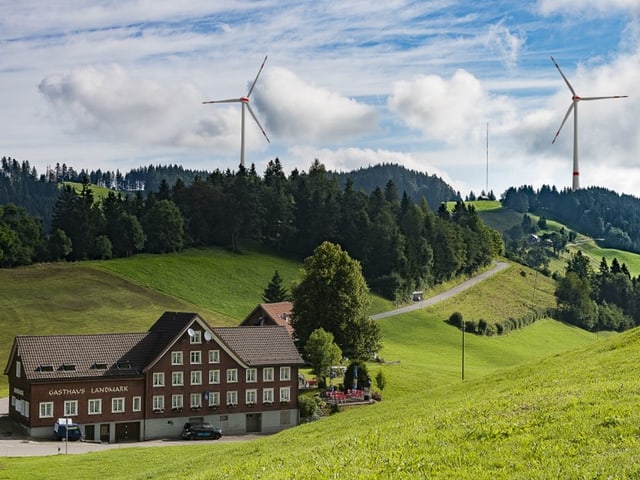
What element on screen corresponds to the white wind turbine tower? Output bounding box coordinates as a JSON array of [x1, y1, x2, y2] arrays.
[[550, 56, 628, 191], [203, 56, 270, 167]]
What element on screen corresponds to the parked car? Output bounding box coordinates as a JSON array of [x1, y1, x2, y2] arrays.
[[181, 422, 222, 440], [53, 418, 82, 441]]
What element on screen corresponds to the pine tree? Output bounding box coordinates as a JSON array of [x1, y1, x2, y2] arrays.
[[262, 270, 289, 303]]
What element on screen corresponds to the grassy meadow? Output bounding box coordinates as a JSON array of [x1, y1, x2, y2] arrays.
[[3, 243, 633, 478]]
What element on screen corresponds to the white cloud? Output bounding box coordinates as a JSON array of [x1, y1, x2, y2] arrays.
[[37, 64, 251, 152], [537, 0, 640, 15], [387, 69, 515, 145], [484, 22, 525, 69], [255, 67, 379, 142]]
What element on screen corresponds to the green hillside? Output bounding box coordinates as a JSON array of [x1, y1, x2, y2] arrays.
[[91, 246, 303, 321], [474, 204, 640, 277], [2, 245, 624, 477]]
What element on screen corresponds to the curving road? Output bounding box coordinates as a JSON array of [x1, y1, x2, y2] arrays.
[[370, 261, 510, 320]]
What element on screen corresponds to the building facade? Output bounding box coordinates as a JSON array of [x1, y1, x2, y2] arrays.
[[4, 312, 304, 442]]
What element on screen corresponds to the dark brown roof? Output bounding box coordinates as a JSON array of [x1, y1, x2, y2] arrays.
[[10, 333, 156, 381], [213, 326, 303, 367], [240, 302, 294, 335], [148, 311, 200, 338], [6, 312, 303, 381]]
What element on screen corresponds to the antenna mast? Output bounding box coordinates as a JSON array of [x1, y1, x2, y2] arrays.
[[485, 122, 489, 195]]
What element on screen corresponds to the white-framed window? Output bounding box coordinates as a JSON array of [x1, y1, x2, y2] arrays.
[[226, 391, 238, 406], [64, 400, 78, 417], [132, 396, 142, 412], [280, 366, 291, 381], [172, 371, 184, 386], [88, 399, 102, 415], [190, 393, 202, 408], [190, 330, 202, 344], [226, 368, 238, 383], [171, 351, 183, 365], [112, 397, 125, 413], [153, 372, 165, 387], [279, 386, 291, 403], [39, 401, 53, 418], [208, 349, 220, 364], [209, 369, 220, 384], [263, 388, 274, 404], [246, 389, 257, 405], [246, 368, 257, 383], [190, 351, 202, 365], [152, 395, 164, 411], [16, 361, 21, 378], [191, 370, 202, 385], [208, 391, 220, 407], [172, 394, 183, 409], [263, 367, 274, 382]]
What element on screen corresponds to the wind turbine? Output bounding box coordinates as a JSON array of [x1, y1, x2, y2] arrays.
[[203, 56, 270, 167], [550, 56, 627, 191]]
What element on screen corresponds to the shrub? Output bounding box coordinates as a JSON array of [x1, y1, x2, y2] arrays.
[[298, 396, 318, 419], [448, 311, 463, 328], [375, 370, 386, 391]]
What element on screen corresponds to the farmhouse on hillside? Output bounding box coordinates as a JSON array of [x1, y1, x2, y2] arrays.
[[240, 301, 294, 336], [4, 312, 304, 442]]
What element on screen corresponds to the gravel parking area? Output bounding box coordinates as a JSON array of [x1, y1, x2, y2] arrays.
[[0, 398, 262, 457]]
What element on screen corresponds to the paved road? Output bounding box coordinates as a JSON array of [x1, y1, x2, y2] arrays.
[[370, 261, 510, 320]]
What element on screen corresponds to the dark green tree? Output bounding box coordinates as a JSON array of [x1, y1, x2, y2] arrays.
[[47, 229, 72, 261], [262, 270, 289, 303], [291, 241, 380, 359], [142, 199, 185, 253], [555, 271, 597, 329]]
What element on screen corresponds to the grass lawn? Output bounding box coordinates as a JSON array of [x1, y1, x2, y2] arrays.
[[425, 262, 556, 326]]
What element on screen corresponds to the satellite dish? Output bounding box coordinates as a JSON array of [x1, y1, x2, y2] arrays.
[[187, 328, 195, 337], [204, 331, 212, 342]]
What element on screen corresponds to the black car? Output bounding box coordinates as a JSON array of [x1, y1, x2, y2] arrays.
[[181, 422, 222, 440]]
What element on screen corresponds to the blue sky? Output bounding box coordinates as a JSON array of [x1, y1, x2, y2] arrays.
[[2, 1, 639, 196]]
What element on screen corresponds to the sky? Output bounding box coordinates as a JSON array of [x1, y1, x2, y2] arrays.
[[2, 1, 640, 198]]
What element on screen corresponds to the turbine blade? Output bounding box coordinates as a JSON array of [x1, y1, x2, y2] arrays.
[[580, 95, 629, 101], [550, 56, 576, 97], [552, 103, 575, 144], [202, 98, 242, 104], [246, 55, 268, 98], [246, 103, 270, 143]]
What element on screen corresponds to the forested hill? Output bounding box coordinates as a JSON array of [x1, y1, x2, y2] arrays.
[[331, 163, 460, 209], [503, 185, 640, 253], [0, 157, 59, 227], [2, 157, 461, 226]]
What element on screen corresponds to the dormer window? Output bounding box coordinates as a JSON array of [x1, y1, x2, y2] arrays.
[[36, 364, 54, 372], [116, 360, 131, 370], [60, 364, 76, 371], [91, 362, 108, 370]]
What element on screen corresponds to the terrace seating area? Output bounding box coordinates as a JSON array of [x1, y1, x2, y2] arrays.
[[325, 389, 367, 404]]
